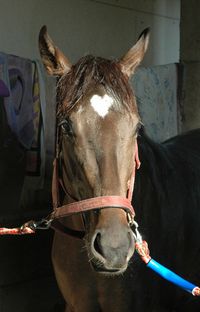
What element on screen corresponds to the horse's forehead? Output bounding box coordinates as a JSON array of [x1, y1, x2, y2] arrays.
[[75, 86, 131, 119], [70, 91, 138, 142]]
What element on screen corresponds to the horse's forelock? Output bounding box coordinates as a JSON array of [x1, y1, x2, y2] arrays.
[[56, 55, 137, 117]]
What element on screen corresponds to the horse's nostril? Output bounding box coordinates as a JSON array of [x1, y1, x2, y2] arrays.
[[93, 232, 104, 257]]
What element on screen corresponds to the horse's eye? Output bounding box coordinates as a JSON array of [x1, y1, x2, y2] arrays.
[[135, 123, 142, 136], [60, 120, 73, 136]]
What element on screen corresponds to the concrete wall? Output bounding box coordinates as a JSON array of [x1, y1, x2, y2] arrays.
[[0, 0, 180, 65], [180, 0, 200, 131]]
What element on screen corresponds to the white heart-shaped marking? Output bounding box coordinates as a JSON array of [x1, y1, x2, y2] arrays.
[[90, 94, 114, 118]]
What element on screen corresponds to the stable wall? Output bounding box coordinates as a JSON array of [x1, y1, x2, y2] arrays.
[[0, 0, 180, 65], [180, 0, 200, 131]]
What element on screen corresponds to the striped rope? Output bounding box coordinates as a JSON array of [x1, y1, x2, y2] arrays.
[[0, 226, 35, 235]]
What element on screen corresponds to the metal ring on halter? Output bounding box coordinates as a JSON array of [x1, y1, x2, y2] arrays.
[[127, 212, 134, 226], [131, 220, 143, 243]]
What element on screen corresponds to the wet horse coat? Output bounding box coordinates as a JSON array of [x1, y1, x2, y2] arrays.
[[39, 27, 200, 311]]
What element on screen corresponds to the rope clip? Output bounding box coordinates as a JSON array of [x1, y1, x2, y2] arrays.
[[22, 218, 52, 231]]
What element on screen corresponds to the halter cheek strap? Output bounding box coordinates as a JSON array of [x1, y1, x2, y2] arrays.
[[127, 141, 140, 201]]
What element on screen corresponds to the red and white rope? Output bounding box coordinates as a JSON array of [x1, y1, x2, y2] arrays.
[[0, 226, 35, 235]]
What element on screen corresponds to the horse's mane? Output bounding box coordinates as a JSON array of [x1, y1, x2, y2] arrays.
[[57, 55, 136, 116], [135, 127, 200, 266]]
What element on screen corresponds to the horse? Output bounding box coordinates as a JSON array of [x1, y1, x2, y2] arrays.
[[39, 26, 200, 311]]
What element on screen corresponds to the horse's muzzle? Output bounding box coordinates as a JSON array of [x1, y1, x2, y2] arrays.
[[90, 226, 135, 274]]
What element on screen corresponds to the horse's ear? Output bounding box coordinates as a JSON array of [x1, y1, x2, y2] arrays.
[[39, 25, 71, 76], [119, 28, 150, 77]]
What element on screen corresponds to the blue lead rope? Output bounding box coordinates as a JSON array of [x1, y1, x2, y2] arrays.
[[133, 222, 200, 296], [147, 258, 199, 295]]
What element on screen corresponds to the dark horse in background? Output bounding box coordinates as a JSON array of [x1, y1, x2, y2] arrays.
[[39, 26, 200, 311]]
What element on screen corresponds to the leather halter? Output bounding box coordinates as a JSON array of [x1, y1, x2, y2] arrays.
[[51, 126, 140, 238]]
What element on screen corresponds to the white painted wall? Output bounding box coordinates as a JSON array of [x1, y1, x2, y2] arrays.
[[0, 0, 180, 66]]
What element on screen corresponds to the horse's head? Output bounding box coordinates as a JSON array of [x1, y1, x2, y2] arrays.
[[39, 26, 149, 275]]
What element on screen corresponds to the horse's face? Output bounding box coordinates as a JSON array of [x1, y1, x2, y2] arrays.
[[61, 83, 139, 199], [39, 26, 149, 275], [59, 84, 139, 274]]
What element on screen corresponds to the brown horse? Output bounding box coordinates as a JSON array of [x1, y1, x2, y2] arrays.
[[39, 26, 149, 312], [39, 27, 200, 312]]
